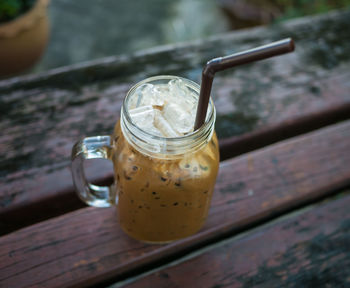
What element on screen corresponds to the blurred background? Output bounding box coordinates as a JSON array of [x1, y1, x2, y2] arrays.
[[32, 0, 350, 72], [1, 0, 350, 77]]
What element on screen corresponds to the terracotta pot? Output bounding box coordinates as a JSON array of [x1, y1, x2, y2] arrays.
[[0, 0, 50, 78]]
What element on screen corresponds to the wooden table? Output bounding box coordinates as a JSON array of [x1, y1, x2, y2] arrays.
[[1, 10, 350, 288]]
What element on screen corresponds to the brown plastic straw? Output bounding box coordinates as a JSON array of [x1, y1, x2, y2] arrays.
[[194, 38, 295, 130]]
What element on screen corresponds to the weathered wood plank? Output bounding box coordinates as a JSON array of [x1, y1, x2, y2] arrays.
[[219, 101, 350, 160], [0, 120, 349, 288], [119, 193, 350, 288], [1, 11, 350, 233]]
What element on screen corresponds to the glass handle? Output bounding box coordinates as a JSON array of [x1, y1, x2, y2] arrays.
[[71, 136, 116, 207]]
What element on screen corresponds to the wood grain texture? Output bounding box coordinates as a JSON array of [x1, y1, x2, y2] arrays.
[[121, 193, 350, 288], [1, 120, 349, 288], [1, 11, 350, 233]]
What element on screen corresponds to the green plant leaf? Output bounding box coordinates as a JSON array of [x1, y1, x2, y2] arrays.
[[0, 0, 35, 23]]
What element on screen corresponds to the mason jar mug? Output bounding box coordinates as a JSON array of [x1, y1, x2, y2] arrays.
[[71, 76, 220, 243]]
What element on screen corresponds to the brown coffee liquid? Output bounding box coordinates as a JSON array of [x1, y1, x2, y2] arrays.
[[111, 122, 219, 243]]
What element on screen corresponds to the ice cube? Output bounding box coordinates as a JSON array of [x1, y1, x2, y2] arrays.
[[163, 103, 194, 134], [129, 83, 165, 109], [129, 106, 154, 126], [154, 110, 179, 138], [169, 79, 188, 97], [128, 84, 150, 109], [129, 105, 154, 116], [143, 125, 163, 137], [168, 79, 197, 113], [129, 105, 157, 132], [149, 86, 165, 107]]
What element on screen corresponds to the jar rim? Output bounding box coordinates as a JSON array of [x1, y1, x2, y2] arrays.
[[120, 75, 216, 157]]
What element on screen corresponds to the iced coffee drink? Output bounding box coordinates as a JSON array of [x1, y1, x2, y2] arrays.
[[112, 76, 219, 243], [72, 40, 294, 243]]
